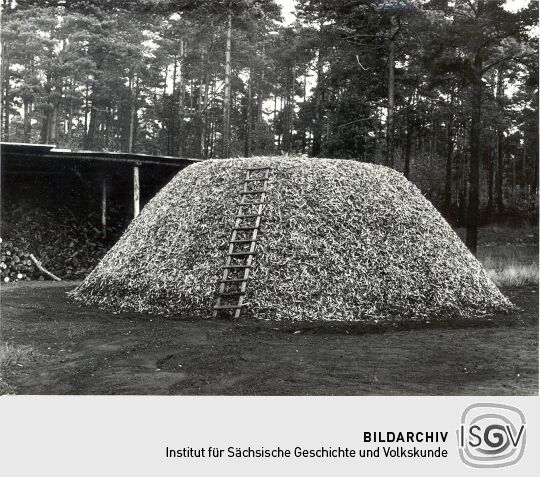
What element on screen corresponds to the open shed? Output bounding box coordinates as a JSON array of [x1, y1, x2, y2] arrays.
[[1, 142, 199, 236]]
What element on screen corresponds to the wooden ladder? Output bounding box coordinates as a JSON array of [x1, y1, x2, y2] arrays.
[[213, 166, 271, 318]]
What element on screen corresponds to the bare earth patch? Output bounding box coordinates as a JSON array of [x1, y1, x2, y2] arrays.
[[0, 281, 537, 395]]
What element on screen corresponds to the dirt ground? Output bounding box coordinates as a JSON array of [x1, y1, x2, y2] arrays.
[[0, 281, 537, 395]]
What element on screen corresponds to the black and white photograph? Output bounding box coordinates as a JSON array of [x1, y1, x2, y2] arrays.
[[0, 0, 538, 399]]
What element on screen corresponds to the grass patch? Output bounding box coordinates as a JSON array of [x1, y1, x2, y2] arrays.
[[0, 377, 15, 395], [478, 245, 538, 287], [0, 342, 35, 395], [0, 342, 35, 368]]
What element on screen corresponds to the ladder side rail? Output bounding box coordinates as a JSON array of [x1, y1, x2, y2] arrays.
[[214, 167, 270, 318]]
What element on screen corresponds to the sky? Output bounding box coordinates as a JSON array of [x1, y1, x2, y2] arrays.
[[504, 0, 533, 13], [275, 0, 297, 24]]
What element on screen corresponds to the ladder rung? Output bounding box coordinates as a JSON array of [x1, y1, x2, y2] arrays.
[[220, 291, 247, 297], [214, 304, 245, 310], [214, 166, 270, 319]]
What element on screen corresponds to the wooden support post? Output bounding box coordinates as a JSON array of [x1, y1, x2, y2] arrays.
[[133, 165, 140, 218], [101, 177, 107, 238]]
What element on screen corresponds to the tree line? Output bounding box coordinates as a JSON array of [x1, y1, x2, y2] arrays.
[[1, 0, 538, 252]]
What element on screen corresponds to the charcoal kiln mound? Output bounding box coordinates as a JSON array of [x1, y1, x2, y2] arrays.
[[71, 157, 513, 323]]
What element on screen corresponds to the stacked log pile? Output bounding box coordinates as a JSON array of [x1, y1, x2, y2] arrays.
[[1, 204, 124, 282], [0, 239, 37, 282]]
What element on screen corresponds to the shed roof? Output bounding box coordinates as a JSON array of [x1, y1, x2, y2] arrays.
[[0, 142, 201, 168]]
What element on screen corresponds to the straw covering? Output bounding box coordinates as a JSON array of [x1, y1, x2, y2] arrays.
[[71, 157, 513, 323]]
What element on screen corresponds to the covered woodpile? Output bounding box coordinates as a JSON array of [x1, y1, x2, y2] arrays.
[[71, 157, 514, 323], [1, 142, 197, 282], [1, 204, 124, 281]]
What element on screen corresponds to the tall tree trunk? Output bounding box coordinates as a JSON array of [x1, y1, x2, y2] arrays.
[[163, 63, 168, 99], [386, 15, 398, 168], [531, 147, 538, 211], [67, 77, 74, 146], [128, 72, 138, 153], [283, 88, 290, 152], [245, 67, 253, 157], [2, 55, 10, 141], [200, 47, 210, 158], [86, 102, 97, 150], [208, 76, 216, 157], [404, 117, 412, 179], [287, 62, 296, 154], [222, 9, 232, 158], [41, 74, 52, 143], [465, 51, 483, 255], [301, 74, 307, 154], [169, 56, 177, 156], [84, 82, 89, 146], [86, 104, 98, 149], [486, 148, 495, 222], [522, 143, 526, 194], [23, 100, 31, 143], [50, 84, 62, 146], [105, 106, 111, 150], [428, 103, 436, 161], [277, 96, 282, 149], [444, 104, 454, 215], [459, 148, 468, 225], [273, 94, 278, 150], [209, 114, 215, 158], [178, 39, 185, 157], [255, 31, 266, 154], [311, 47, 323, 156], [512, 152, 516, 203], [198, 48, 204, 157], [86, 82, 99, 149], [495, 65, 505, 216], [50, 101, 59, 145]]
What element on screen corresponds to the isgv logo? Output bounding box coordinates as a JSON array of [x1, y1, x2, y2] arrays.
[[457, 403, 526, 468]]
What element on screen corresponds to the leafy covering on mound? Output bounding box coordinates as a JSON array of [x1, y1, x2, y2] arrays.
[[71, 157, 513, 323]]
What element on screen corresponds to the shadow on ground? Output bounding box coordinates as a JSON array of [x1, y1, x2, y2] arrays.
[[1, 281, 537, 395]]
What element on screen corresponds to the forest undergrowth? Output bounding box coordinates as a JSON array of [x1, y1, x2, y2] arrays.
[[457, 225, 538, 287]]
